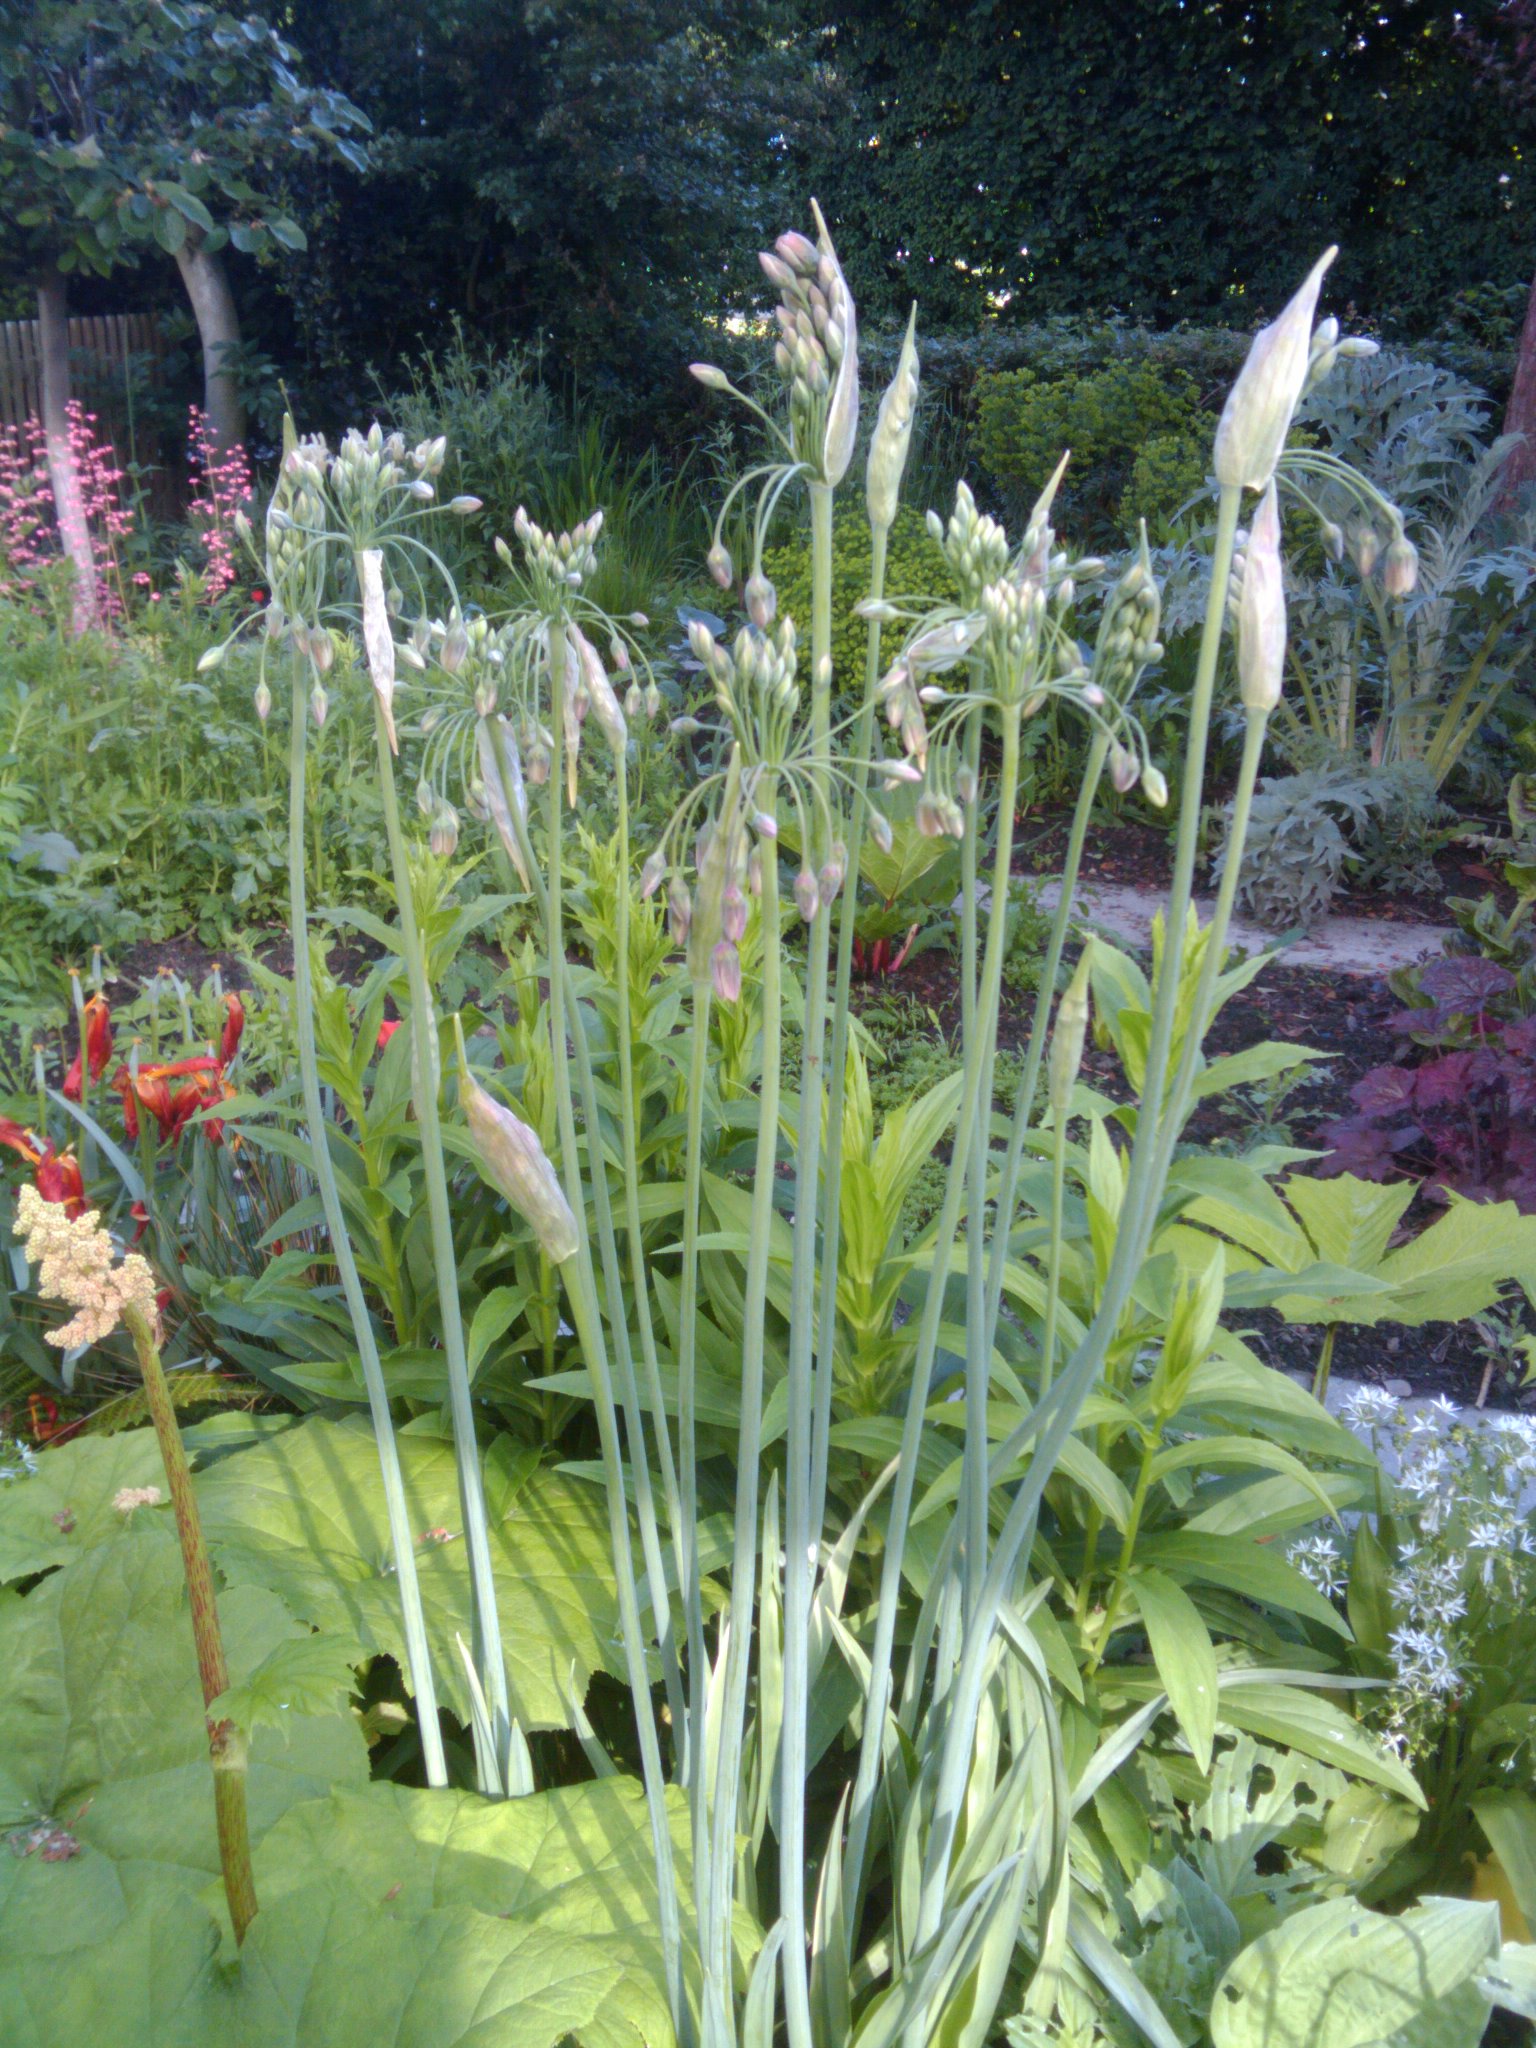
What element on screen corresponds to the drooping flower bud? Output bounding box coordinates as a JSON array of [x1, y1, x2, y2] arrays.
[[568, 624, 628, 753], [253, 680, 272, 723], [1108, 744, 1138, 795], [357, 547, 399, 753], [745, 572, 777, 628], [310, 683, 328, 728], [707, 541, 734, 590], [430, 806, 460, 858], [456, 1026, 578, 1264], [1141, 764, 1169, 809], [711, 940, 742, 1005], [477, 717, 530, 886], [795, 867, 819, 921], [1382, 533, 1419, 597], [1213, 248, 1337, 491], [1048, 941, 1095, 1117], [690, 363, 730, 392], [1235, 481, 1286, 715], [722, 882, 748, 944]]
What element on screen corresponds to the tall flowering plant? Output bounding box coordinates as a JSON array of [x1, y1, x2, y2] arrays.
[[186, 226, 1440, 2047]]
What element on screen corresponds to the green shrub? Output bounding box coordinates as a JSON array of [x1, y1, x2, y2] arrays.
[[974, 359, 1204, 545], [761, 504, 951, 700]]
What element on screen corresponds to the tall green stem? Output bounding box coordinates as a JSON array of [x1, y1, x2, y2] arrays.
[[542, 630, 685, 2038], [563, 780, 686, 1752], [981, 729, 1110, 1367], [707, 774, 783, 2047], [913, 485, 1245, 1947], [811, 522, 889, 1530], [844, 704, 1024, 1917], [285, 657, 447, 1787], [678, 986, 713, 1813], [779, 480, 835, 2048], [958, 706, 989, 1622], [371, 707, 509, 1784], [123, 1300, 257, 1943]]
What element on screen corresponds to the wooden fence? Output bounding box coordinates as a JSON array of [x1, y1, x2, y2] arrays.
[[0, 314, 163, 430]]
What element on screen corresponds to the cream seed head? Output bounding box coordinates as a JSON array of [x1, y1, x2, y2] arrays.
[[13, 1184, 158, 1349]]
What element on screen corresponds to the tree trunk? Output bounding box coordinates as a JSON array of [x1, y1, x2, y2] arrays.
[[36, 268, 100, 634], [1499, 260, 1536, 505], [174, 236, 247, 453]]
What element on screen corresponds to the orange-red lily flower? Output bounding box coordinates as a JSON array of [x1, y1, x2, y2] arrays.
[[377, 1018, 402, 1050], [0, 1117, 42, 1168], [63, 995, 113, 1102], [0, 1121, 87, 1217], [114, 1055, 224, 1145], [220, 992, 245, 1067], [35, 1146, 85, 1217]]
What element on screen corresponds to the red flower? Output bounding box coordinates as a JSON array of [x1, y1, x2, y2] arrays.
[[0, 1117, 43, 1168], [0, 1122, 86, 1218], [63, 994, 113, 1102], [220, 991, 246, 1067], [35, 1147, 86, 1218], [377, 1019, 402, 1050], [114, 1055, 223, 1144]]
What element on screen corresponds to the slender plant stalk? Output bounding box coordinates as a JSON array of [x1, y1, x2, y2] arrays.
[[913, 485, 1246, 1946], [957, 705, 989, 1623], [285, 653, 447, 1787], [539, 624, 686, 2038], [678, 980, 713, 1813], [707, 768, 783, 2046], [980, 728, 1110, 1367], [122, 1299, 257, 1943], [811, 522, 889, 1532], [370, 705, 510, 1784], [844, 702, 1024, 1916], [562, 787, 687, 1750], [612, 771, 688, 1583], [779, 478, 835, 2048]]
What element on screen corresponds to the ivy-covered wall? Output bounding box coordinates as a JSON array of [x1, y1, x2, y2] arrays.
[[796, 0, 1533, 338]]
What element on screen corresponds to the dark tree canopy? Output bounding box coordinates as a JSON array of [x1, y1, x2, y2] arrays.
[[269, 0, 816, 421]]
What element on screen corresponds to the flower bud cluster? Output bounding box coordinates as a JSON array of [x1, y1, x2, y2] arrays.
[[1092, 550, 1163, 696], [510, 505, 603, 590], [927, 482, 1009, 604], [761, 204, 859, 487], [686, 612, 801, 746]]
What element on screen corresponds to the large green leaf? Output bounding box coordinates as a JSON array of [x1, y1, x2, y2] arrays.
[[251, 1776, 740, 1982], [0, 1875, 679, 2048], [0, 1431, 166, 1584], [0, 1527, 365, 1960], [1284, 1175, 1415, 1274], [195, 1415, 623, 1728], [1213, 1682, 1424, 1808], [1374, 1195, 1536, 1325], [1210, 1895, 1499, 2047], [1473, 1792, 1536, 1932]]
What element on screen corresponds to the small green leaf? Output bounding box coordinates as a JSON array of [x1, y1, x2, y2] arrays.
[[1131, 1567, 1217, 1772]]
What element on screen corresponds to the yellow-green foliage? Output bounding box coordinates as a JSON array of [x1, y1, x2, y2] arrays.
[[974, 360, 1205, 542], [761, 505, 952, 701]]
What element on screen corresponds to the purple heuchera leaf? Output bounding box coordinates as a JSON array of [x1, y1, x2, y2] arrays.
[[1413, 1048, 1502, 1107], [1349, 1065, 1418, 1115], [1316, 1116, 1417, 1180], [1415, 956, 1515, 1016]]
